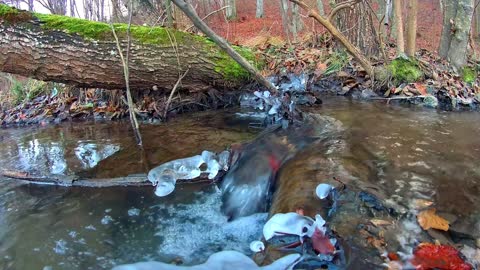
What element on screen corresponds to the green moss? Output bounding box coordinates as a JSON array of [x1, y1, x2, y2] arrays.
[[0, 4, 16, 16], [34, 13, 190, 44], [1, 4, 259, 82], [0, 4, 32, 23], [462, 67, 477, 84], [389, 58, 423, 84], [213, 46, 262, 81]]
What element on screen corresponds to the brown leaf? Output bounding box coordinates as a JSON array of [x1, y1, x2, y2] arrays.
[[367, 236, 386, 249], [417, 208, 449, 231], [413, 83, 427, 95]]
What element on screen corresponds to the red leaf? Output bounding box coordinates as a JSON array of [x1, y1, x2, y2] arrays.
[[388, 252, 400, 261], [311, 227, 335, 255], [411, 243, 472, 270]]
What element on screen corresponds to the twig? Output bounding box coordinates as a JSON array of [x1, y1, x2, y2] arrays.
[[370, 95, 427, 100], [164, 68, 189, 120], [184, 5, 230, 31], [110, 1, 143, 146], [328, 0, 361, 22]]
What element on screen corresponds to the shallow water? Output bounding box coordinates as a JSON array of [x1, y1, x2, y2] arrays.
[[1, 99, 480, 269]]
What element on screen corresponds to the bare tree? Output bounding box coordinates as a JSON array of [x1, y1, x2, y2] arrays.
[[405, 0, 417, 57], [280, 0, 290, 38], [226, 0, 236, 20], [256, 0, 264, 18], [394, 0, 405, 54], [317, 0, 325, 16], [37, 0, 67, 14], [439, 0, 475, 69], [69, 0, 76, 16], [291, 2, 303, 41]]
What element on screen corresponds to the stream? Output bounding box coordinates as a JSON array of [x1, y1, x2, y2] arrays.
[[1, 98, 480, 269]]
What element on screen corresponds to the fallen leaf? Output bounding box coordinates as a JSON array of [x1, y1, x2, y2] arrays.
[[411, 243, 472, 270], [367, 236, 386, 250], [417, 208, 449, 231], [388, 252, 400, 261], [311, 227, 335, 255], [413, 83, 428, 95]]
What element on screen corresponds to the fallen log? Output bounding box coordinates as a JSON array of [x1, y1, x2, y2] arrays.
[[0, 4, 259, 91]]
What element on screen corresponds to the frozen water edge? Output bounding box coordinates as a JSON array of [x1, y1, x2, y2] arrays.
[[152, 188, 267, 265]]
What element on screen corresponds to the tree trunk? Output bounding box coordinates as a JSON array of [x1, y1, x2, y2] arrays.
[[166, 0, 174, 27], [291, 3, 303, 41], [317, 0, 325, 16], [256, 0, 264, 18], [280, 0, 291, 38], [405, 0, 417, 57], [446, 0, 475, 70], [0, 5, 255, 91], [394, 0, 405, 54], [439, 0, 457, 58], [476, 3, 480, 37], [226, 0, 237, 20]]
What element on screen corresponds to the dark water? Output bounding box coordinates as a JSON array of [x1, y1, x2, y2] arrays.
[[1, 99, 480, 269]]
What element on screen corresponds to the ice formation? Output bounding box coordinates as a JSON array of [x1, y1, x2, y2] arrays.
[[112, 251, 300, 270], [263, 212, 328, 242], [249, 241, 265, 253], [148, 150, 230, 197], [315, 183, 334, 200]]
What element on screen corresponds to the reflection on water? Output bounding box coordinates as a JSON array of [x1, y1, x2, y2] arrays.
[[0, 100, 480, 269], [0, 112, 258, 179], [316, 99, 480, 218]]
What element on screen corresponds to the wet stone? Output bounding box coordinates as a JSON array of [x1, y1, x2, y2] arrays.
[[423, 95, 438, 108]]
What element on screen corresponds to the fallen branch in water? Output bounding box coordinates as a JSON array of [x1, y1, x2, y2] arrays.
[[370, 95, 427, 105], [369, 95, 427, 100], [1, 170, 223, 188]]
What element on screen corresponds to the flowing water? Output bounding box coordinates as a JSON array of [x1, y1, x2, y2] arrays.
[[1, 98, 480, 269]]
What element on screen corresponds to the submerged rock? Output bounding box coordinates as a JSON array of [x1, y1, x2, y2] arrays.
[[422, 95, 438, 108], [112, 251, 301, 270], [220, 133, 292, 220]]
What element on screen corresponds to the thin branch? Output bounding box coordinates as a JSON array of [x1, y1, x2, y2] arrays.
[[288, 0, 374, 77], [184, 5, 230, 31], [164, 68, 189, 120], [328, 0, 361, 22], [110, 1, 143, 146]]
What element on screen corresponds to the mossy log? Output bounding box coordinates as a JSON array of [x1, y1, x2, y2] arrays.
[[0, 5, 258, 91]]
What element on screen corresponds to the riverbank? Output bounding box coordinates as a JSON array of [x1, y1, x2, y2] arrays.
[[0, 44, 479, 128]]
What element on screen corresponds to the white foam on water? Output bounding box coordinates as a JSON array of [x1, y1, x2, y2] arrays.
[[53, 239, 68, 255], [128, 208, 141, 217], [101, 215, 114, 225], [153, 189, 267, 265]]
